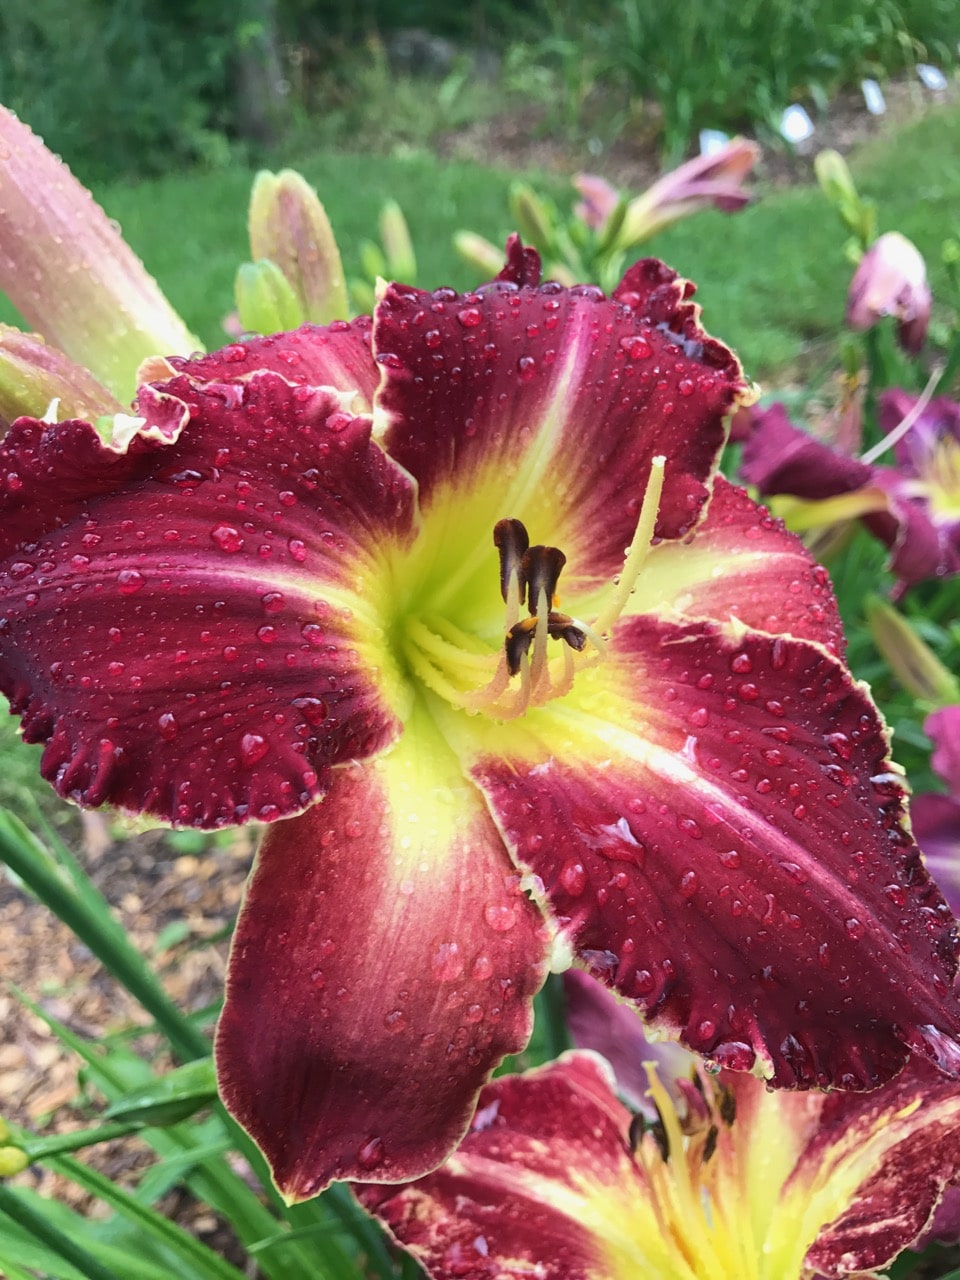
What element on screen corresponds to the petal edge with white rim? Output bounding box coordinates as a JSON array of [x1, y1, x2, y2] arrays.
[[217, 704, 549, 1199]]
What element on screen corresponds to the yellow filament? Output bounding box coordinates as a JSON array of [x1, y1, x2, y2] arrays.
[[594, 455, 666, 636]]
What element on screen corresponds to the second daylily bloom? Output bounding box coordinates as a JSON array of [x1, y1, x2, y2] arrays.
[[360, 995, 960, 1279], [741, 393, 960, 592], [1, 242, 959, 1201]]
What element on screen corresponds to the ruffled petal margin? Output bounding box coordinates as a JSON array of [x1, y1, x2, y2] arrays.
[[216, 704, 549, 1200], [373, 255, 750, 597], [155, 318, 379, 411], [456, 617, 960, 1088], [0, 371, 415, 825]]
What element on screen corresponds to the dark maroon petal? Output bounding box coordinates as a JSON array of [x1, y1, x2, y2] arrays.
[[217, 712, 548, 1199], [631, 476, 845, 655], [465, 617, 960, 1088], [158, 319, 378, 409], [927, 707, 960, 795], [879, 389, 960, 475], [913, 793, 960, 918], [496, 233, 543, 286], [373, 267, 749, 593], [740, 403, 874, 499], [0, 372, 415, 825], [801, 1057, 960, 1276], [564, 968, 690, 1109], [358, 1053, 642, 1280]]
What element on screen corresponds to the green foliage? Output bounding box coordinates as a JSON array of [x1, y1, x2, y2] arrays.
[[0, 0, 238, 181], [511, 0, 960, 158]]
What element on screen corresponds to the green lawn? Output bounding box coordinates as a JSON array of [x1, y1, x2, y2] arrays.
[[1, 103, 958, 383]]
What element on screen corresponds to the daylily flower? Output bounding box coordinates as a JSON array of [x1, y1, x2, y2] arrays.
[[846, 231, 931, 354], [741, 394, 960, 592], [1, 242, 959, 1204], [914, 706, 960, 918], [0, 106, 200, 400], [614, 138, 760, 252], [359, 1020, 960, 1278], [572, 174, 620, 233]]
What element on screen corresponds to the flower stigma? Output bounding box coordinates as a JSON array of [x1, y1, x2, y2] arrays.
[[399, 455, 666, 720]]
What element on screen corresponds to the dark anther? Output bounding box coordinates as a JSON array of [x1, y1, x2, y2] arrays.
[[493, 518, 530, 603], [504, 617, 537, 676], [521, 544, 566, 612], [629, 1109, 669, 1162], [628, 1111, 646, 1152], [718, 1086, 736, 1127], [495, 521, 589, 675], [702, 1123, 719, 1164]]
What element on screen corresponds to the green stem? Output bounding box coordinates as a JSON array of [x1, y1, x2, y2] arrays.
[[0, 809, 209, 1062], [538, 972, 571, 1060], [0, 1184, 123, 1280], [21, 1120, 146, 1161]]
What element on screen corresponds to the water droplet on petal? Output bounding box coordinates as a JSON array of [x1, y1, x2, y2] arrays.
[[211, 524, 244, 553], [356, 1136, 385, 1170], [559, 860, 587, 896], [457, 306, 483, 328], [117, 568, 145, 595], [158, 712, 178, 741], [484, 904, 517, 932], [240, 733, 269, 766]]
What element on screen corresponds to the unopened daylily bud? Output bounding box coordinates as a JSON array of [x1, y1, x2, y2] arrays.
[[615, 138, 760, 250], [572, 174, 620, 233], [235, 260, 303, 336], [0, 1145, 28, 1177], [359, 239, 388, 285], [453, 230, 507, 279], [865, 596, 960, 705], [509, 183, 555, 252], [379, 200, 416, 282], [846, 232, 931, 354], [0, 326, 122, 430], [0, 106, 200, 400], [248, 169, 349, 326], [814, 149, 871, 242]]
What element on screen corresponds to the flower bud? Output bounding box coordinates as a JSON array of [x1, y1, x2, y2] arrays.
[[865, 596, 959, 704], [846, 232, 931, 354], [234, 260, 303, 336], [248, 169, 349, 324], [378, 200, 416, 282], [0, 1146, 28, 1177], [0, 326, 121, 430], [453, 231, 507, 280]]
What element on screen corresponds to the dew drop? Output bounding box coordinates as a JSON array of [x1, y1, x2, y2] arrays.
[[457, 306, 483, 328], [240, 733, 269, 766], [383, 1009, 408, 1035], [559, 860, 587, 896], [484, 904, 517, 932], [117, 568, 145, 595], [730, 652, 753, 674], [844, 917, 865, 939], [517, 355, 537, 381], [432, 942, 464, 981], [356, 1136, 385, 1170], [678, 870, 699, 899], [158, 712, 178, 741], [288, 538, 307, 562], [620, 335, 652, 360], [256, 625, 277, 645], [211, 524, 244, 553], [261, 591, 285, 614]]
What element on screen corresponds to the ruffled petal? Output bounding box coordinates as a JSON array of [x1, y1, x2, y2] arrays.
[[794, 1058, 960, 1276], [625, 477, 844, 655], [455, 617, 960, 1087], [217, 705, 548, 1199], [740, 403, 874, 498], [358, 1052, 653, 1280], [0, 372, 416, 825], [373, 262, 749, 596], [152, 318, 378, 410]]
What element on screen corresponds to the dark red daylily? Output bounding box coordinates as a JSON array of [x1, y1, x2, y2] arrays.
[[1, 243, 960, 1201], [741, 394, 960, 592], [359, 993, 960, 1279], [914, 706, 960, 919]]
